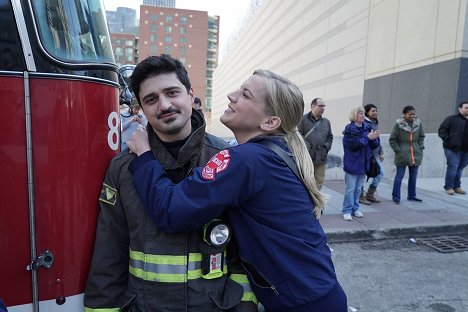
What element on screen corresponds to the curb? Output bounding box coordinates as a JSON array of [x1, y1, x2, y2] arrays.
[[325, 222, 468, 243]]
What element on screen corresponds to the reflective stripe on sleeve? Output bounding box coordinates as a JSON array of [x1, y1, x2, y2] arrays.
[[84, 308, 120, 312]]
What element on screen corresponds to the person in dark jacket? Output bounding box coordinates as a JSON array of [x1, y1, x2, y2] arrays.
[[341, 106, 380, 221], [362, 103, 385, 203], [84, 55, 257, 312], [128, 70, 347, 312], [389, 105, 425, 204], [438, 101, 468, 195], [298, 97, 333, 190]]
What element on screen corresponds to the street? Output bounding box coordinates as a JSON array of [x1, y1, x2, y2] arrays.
[[331, 238, 468, 312]]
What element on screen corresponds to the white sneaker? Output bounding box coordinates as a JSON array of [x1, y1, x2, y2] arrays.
[[343, 213, 352, 221], [353, 211, 364, 218]]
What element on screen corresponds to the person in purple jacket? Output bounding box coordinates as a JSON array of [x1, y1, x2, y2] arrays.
[[341, 106, 380, 221], [128, 69, 347, 312]]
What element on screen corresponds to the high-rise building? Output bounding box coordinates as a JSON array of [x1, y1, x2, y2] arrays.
[[139, 5, 220, 117], [106, 7, 137, 33], [143, 0, 176, 8], [110, 33, 139, 66]]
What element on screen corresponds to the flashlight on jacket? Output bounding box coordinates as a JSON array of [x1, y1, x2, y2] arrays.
[[200, 220, 231, 279]]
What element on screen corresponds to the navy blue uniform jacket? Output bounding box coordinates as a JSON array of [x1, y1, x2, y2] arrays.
[[130, 137, 341, 311]]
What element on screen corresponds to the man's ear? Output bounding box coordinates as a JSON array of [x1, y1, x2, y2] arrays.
[[260, 116, 281, 132]]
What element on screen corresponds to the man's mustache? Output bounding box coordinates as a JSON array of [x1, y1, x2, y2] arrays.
[[157, 108, 180, 119]]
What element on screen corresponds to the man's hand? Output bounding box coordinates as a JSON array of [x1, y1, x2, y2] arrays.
[[127, 125, 151, 156]]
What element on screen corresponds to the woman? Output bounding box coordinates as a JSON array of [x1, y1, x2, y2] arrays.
[[128, 70, 347, 311], [342, 106, 380, 221], [389, 105, 425, 203], [363, 103, 385, 203]]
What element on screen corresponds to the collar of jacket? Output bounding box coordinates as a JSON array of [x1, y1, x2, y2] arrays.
[[396, 117, 421, 132], [147, 109, 206, 170], [308, 112, 322, 121], [364, 116, 378, 124]]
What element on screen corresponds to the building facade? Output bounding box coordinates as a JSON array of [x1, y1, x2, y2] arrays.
[[143, 0, 176, 8], [139, 5, 220, 117], [212, 0, 468, 138], [110, 33, 139, 66]]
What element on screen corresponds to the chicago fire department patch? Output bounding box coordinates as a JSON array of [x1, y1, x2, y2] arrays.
[[201, 149, 231, 180]]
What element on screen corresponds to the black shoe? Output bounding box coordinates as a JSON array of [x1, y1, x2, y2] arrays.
[[392, 198, 400, 204], [408, 197, 423, 202]]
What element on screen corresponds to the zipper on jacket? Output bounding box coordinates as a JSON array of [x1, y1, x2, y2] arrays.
[[241, 258, 280, 296]]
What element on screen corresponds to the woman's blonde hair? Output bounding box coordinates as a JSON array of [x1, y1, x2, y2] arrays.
[[253, 69, 326, 218], [349, 106, 365, 122]]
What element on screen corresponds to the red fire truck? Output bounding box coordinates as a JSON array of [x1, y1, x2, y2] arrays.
[[0, 0, 120, 311]]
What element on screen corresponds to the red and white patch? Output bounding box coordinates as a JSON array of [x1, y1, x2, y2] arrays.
[[201, 149, 231, 180]]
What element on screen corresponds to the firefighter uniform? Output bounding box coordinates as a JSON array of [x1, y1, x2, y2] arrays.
[[130, 136, 347, 312], [84, 112, 257, 312]]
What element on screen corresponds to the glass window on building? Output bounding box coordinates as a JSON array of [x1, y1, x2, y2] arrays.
[[165, 26, 172, 33], [165, 36, 172, 43], [179, 47, 186, 55], [205, 89, 212, 98], [150, 34, 157, 42], [150, 45, 157, 54], [115, 47, 123, 56], [125, 47, 133, 55], [151, 15, 157, 21], [115, 39, 121, 45], [151, 23, 157, 32], [126, 55, 133, 62], [180, 27, 187, 35], [180, 16, 187, 24], [206, 80, 212, 88], [180, 37, 187, 43], [206, 71, 213, 79], [126, 40, 133, 46], [166, 15, 172, 23], [164, 46, 172, 54]]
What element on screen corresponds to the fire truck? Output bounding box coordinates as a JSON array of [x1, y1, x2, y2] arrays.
[[0, 0, 120, 311]]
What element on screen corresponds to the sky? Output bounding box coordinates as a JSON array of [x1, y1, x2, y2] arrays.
[[102, 0, 254, 58]]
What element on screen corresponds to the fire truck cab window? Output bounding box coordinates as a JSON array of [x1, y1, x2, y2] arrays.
[[0, 0, 26, 70], [32, 0, 113, 63]]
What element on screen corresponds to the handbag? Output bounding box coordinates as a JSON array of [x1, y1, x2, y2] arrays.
[[366, 154, 380, 180]]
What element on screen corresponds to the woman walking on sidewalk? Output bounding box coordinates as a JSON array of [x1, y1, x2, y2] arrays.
[[342, 106, 380, 221], [389, 105, 425, 203]]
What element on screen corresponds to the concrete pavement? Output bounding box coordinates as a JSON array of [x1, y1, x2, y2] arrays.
[[320, 177, 468, 242]]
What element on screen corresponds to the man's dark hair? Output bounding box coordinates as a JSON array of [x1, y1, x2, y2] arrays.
[[402, 105, 415, 114], [311, 98, 322, 105], [459, 101, 468, 108], [130, 54, 191, 105]]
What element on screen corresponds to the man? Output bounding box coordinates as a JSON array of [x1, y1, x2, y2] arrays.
[[192, 96, 204, 117], [438, 101, 468, 195], [298, 97, 333, 190], [121, 97, 148, 151], [84, 55, 257, 311]]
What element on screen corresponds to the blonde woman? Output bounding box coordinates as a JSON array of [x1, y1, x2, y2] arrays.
[[128, 70, 347, 311], [342, 106, 380, 221]]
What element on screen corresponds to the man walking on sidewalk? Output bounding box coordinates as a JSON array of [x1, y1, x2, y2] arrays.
[[298, 98, 333, 190], [438, 101, 468, 195]]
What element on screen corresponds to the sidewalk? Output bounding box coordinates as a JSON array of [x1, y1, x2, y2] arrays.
[[320, 177, 468, 242]]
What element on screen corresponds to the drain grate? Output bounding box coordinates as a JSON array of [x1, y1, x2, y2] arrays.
[[418, 236, 468, 253]]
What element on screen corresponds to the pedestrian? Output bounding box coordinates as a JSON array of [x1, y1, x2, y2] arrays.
[[84, 55, 257, 311], [438, 100, 468, 195], [120, 97, 147, 151], [389, 105, 425, 203], [341, 106, 380, 221], [128, 69, 347, 312], [298, 97, 333, 190], [362, 103, 385, 203], [192, 96, 204, 117]]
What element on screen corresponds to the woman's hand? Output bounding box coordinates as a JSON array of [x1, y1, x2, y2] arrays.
[[368, 129, 379, 140], [127, 125, 151, 156]]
